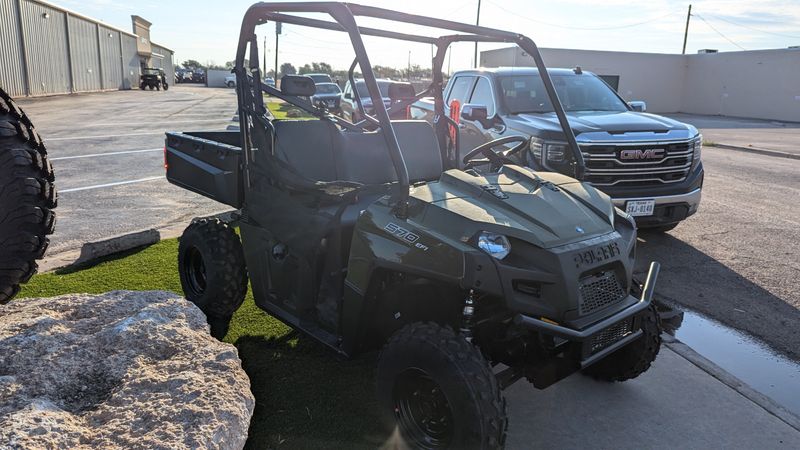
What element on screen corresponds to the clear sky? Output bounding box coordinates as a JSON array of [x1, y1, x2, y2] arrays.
[[60, 0, 800, 72]]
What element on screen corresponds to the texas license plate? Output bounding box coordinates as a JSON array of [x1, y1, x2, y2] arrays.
[[626, 200, 655, 216]]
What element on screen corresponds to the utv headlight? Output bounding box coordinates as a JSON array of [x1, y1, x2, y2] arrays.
[[477, 232, 511, 260]]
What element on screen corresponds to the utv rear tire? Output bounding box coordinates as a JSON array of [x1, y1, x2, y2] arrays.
[[0, 88, 57, 304], [377, 322, 507, 449], [582, 304, 662, 382], [178, 218, 248, 339]]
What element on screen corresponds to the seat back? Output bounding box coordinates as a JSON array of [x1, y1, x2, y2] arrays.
[[271, 119, 443, 185]]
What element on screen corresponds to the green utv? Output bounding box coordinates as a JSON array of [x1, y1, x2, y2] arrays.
[[165, 2, 662, 448]]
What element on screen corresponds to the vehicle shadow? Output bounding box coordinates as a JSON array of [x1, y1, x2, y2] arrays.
[[234, 333, 389, 449], [634, 230, 800, 362]]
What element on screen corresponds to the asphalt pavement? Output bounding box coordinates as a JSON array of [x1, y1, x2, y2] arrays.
[[16, 85, 236, 254], [667, 113, 800, 156]]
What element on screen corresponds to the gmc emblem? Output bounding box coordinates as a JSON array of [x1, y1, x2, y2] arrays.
[[619, 148, 665, 160]]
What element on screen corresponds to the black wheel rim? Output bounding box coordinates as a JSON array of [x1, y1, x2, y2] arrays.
[[183, 246, 207, 296], [393, 368, 454, 449]]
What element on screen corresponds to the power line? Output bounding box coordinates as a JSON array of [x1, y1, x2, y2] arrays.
[[703, 13, 800, 39], [694, 14, 747, 50], [483, 0, 680, 31]]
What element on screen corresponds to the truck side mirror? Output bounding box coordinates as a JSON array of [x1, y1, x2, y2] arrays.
[[344, 92, 352, 99], [461, 104, 488, 122], [628, 101, 647, 112]]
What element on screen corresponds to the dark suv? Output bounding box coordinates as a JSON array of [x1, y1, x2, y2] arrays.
[[412, 67, 704, 231]]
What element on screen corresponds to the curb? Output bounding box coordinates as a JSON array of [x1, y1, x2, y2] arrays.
[[708, 143, 800, 161], [39, 209, 235, 273], [663, 334, 800, 433]]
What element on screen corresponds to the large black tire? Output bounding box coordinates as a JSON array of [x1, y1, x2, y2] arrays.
[[377, 322, 507, 449], [0, 88, 56, 304], [178, 218, 248, 339], [582, 304, 662, 382]]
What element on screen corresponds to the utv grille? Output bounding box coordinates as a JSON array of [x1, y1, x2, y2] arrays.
[[578, 270, 626, 316], [590, 319, 633, 354]]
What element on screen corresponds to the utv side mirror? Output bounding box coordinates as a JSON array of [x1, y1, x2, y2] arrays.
[[628, 101, 647, 112], [281, 75, 316, 96]]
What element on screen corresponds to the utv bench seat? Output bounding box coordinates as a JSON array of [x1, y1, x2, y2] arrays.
[[272, 119, 443, 185]]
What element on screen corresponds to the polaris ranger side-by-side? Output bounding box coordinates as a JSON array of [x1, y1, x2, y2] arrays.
[[411, 68, 703, 232], [165, 3, 662, 448]]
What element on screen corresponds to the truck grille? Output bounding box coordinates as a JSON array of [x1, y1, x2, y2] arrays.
[[590, 319, 634, 354], [578, 270, 626, 316], [580, 140, 694, 186]]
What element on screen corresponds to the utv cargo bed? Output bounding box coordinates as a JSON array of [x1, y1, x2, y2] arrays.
[[165, 131, 243, 208]]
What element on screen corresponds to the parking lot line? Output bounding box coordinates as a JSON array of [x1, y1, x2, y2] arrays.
[[60, 176, 163, 193], [47, 131, 165, 141], [51, 148, 163, 161]]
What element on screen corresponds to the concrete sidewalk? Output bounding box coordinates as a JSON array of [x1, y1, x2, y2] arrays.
[[667, 113, 800, 158], [506, 342, 800, 449]]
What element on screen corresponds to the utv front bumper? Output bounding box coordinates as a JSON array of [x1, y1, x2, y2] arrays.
[[510, 262, 659, 388]]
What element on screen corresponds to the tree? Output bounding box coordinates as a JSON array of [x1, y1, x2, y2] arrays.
[[224, 59, 249, 70], [298, 63, 312, 74], [280, 62, 297, 76], [181, 59, 204, 70]]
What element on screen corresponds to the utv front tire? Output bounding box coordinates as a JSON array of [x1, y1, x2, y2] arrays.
[[377, 322, 507, 449], [583, 304, 662, 382], [178, 218, 248, 339], [0, 88, 57, 304]]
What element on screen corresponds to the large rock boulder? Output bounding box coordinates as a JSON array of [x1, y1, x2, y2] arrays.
[[0, 291, 254, 449]]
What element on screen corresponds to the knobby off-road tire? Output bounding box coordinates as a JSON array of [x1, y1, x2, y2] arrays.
[[178, 218, 248, 339], [0, 88, 56, 304], [583, 304, 662, 382], [377, 322, 507, 450]]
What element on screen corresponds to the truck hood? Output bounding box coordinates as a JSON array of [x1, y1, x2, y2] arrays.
[[411, 166, 615, 249], [507, 110, 693, 136]]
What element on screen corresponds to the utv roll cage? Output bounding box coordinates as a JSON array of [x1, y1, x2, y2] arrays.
[[234, 2, 585, 216]]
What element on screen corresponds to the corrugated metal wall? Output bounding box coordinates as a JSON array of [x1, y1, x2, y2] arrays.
[[0, 0, 26, 97], [20, 0, 71, 95], [99, 26, 123, 89], [1, 0, 174, 97], [121, 34, 139, 90], [151, 44, 174, 84], [67, 15, 101, 92]]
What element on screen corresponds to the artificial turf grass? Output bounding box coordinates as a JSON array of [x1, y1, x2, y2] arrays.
[[18, 238, 386, 449]]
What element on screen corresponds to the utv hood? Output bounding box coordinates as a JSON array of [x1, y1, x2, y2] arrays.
[[410, 166, 615, 249]]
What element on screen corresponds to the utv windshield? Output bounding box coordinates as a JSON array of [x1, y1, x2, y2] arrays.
[[499, 74, 628, 114]]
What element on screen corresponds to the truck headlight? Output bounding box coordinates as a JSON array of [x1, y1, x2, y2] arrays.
[[692, 134, 702, 165], [544, 142, 567, 163], [477, 232, 511, 260]]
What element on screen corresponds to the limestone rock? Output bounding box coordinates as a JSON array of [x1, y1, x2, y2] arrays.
[[0, 291, 254, 450]]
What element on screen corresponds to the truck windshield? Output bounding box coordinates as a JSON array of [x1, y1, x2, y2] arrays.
[[499, 74, 628, 114], [315, 83, 341, 94], [355, 81, 391, 98]]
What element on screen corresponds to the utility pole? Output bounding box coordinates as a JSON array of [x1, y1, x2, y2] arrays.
[[682, 4, 692, 54], [407, 51, 411, 81], [274, 22, 281, 81], [473, 0, 482, 67]]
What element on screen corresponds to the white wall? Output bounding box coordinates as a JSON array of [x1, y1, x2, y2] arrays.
[[682, 49, 800, 121], [481, 46, 800, 122], [206, 70, 230, 88]]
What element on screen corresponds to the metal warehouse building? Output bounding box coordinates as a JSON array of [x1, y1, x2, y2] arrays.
[[0, 0, 173, 97]]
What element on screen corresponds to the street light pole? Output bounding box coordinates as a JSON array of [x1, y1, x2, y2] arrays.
[[473, 0, 482, 67]]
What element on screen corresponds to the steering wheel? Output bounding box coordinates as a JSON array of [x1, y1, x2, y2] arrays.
[[462, 135, 530, 169]]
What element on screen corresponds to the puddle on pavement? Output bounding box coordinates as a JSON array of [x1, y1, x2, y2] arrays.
[[657, 303, 800, 417]]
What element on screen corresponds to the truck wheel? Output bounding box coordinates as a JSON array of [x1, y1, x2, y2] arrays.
[[582, 304, 662, 382], [226, 81, 235, 88], [0, 88, 57, 304], [178, 218, 248, 339], [377, 322, 507, 449]]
